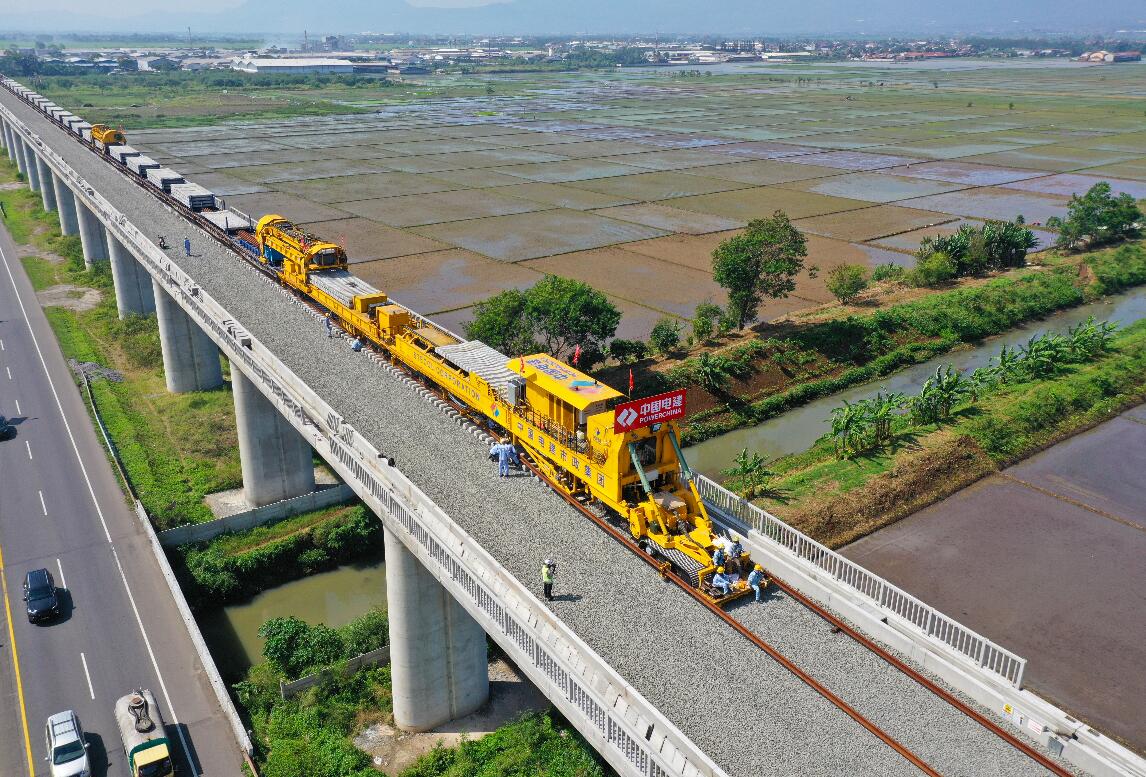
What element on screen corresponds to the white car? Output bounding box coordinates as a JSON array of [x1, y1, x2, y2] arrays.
[[45, 710, 90, 777]]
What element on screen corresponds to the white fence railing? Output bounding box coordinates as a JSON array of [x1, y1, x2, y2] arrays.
[[0, 89, 727, 777], [695, 473, 1027, 688]]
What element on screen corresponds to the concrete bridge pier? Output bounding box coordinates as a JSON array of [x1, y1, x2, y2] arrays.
[[51, 173, 79, 236], [2, 120, 14, 162], [231, 368, 315, 508], [152, 276, 223, 393], [107, 234, 155, 318], [16, 137, 33, 185], [11, 133, 27, 176], [22, 141, 41, 192], [385, 525, 489, 732], [35, 155, 56, 212], [76, 199, 109, 267]]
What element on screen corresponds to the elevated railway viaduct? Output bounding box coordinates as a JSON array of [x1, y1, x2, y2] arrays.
[[2, 81, 1142, 777]]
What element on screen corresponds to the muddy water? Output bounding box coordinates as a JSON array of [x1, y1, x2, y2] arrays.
[[198, 561, 387, 678], [684, 288, 1146, 478]]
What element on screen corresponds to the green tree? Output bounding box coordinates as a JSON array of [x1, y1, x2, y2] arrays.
[[825, 264, 869, 304], [910, 366, 969, 424], [258, 616, 345, 679], [907, 250, 957, 287], [691, 302, 723, 342], [608, 338, 648, 363], [649, 317, 682, 354], [1046, 182, 1143, 249], [524, 275, 620, 360], [712, 211, 809, 329], [464, 288, 540, 357], [692, 352, 731, 392]]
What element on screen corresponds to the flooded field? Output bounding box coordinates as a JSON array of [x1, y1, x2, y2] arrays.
[[684, 286, 1146, 477], [198, 561, 387, 678], [125, 59, 1146, 338]]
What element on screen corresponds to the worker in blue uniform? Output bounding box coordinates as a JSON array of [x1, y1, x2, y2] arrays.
[[712, 567, 733, 596], [747, 564, 767, 603], [490, 438, 520, 477]]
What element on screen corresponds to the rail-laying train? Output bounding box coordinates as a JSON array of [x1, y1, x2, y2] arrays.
[[3, 78, 756, 604]]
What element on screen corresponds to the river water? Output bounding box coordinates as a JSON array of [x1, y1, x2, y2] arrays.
[[683, 288, 1146, 478], [198, 561, 387, 678]]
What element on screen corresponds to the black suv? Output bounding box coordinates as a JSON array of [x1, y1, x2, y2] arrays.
[[23, 569, 59, 624], [0, 416, 14, 441]]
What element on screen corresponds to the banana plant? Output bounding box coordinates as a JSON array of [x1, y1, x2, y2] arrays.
[[866, 391, 907, 445], [911, 365, 969, 424], [828, 399, 872, 458], [1019, 332, 1068, 378], [721, 448, 773, 499]]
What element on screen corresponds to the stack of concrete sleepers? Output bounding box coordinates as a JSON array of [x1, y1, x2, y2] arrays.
[[170, 183, 217, 212], [198, 208, 250, 233], [110, 145, 142, 164], [146, 167, 186, 193], [129, 155, 161, 177]]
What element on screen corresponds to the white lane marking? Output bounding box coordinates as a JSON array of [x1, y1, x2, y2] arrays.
[[24, 440, 31, 460], [0, 244, 197, 776], [0, 338, 4, 350], [13, 399, 19, 415], [4, 366, 9, 380], [55, 558, 66, 589], [38, 490, 46, 516], [79, 653, 94, 700]]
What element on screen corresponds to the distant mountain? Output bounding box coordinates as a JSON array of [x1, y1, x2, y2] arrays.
[[7, 0, 1146, 37]]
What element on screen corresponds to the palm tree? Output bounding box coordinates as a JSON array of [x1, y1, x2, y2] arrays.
[[721, 448, 773, 499]]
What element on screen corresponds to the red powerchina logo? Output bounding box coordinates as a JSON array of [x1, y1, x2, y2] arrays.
[[614, 389, 687, 433]]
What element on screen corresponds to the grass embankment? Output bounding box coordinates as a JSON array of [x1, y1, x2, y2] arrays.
[[168, 504, 383, 610], [618, 245, 1146, 446], [233, 610, 608, 777], [758, 313, 1146, 548]]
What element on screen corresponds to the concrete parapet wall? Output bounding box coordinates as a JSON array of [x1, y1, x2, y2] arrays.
[[158, 483, 355, 547]]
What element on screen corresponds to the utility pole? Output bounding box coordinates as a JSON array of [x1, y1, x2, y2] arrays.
[[187, 26, 192, 47]]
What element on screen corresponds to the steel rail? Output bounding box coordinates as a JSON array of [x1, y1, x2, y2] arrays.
[[516, 456, 942, 777]]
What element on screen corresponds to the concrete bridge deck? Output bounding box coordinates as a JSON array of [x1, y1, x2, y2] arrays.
[[1, 88, 1072, 777]]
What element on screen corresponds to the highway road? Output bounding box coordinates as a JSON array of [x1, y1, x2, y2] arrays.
[[0, 222, 242, 776]]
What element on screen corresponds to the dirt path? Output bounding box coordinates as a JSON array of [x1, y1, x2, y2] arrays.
[[353, 658, 548, 774], [36, 284, 102, 312]]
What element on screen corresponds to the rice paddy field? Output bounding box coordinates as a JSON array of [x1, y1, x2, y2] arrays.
[[107, 59, 1146, 339]]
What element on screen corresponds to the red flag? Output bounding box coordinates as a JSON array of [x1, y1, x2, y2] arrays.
[[519, 355, 526, 373], [628, 368, 634, 395], [572, 344, 581, 366]]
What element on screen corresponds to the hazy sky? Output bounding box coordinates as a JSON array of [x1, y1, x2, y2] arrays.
[[13, 0, 1144, 34], [33, 0, 507, 14]]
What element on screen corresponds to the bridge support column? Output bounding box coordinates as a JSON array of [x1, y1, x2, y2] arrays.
[[385, 526, 489, 732], [152, 276, 223, 393], [76, 199, 109, 267], [232, 368, 315, 508], [35, 155, 56, 212], [2, 121, 14, 162], [23, 142, 41, 192], [52, 174, 79, 235], [12, 134, 28, 176], [107, 234, 155, 318]]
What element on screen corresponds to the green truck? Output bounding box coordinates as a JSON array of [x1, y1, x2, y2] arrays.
[[114, 689, 174, 777]]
